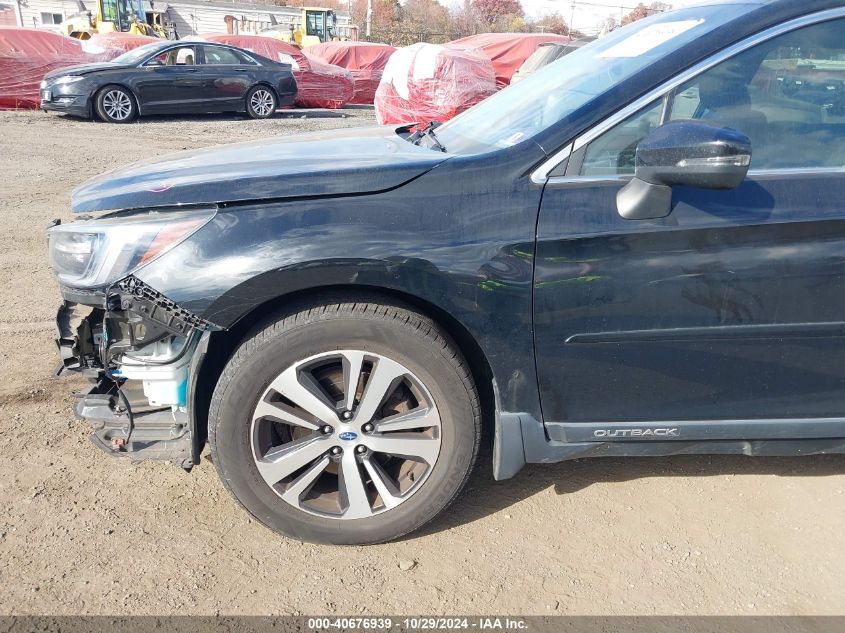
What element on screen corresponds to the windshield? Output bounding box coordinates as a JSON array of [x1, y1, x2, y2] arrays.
[[100, 0, 145, 30], [435, 4, 755, 154], [112, 42, 167, 65], [306, 11, 326, 39]]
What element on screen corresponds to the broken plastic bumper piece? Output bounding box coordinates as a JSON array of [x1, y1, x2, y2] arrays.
[[55, 277, 214, 468]]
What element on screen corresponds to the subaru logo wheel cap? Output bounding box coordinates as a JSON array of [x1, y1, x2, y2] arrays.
[[338, 431, 358, 441]]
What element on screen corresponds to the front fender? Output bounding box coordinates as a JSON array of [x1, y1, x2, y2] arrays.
[[135, 153, 544, 418]]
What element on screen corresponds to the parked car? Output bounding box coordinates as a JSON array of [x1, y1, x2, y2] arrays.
[[510, 37, 596, 84], [49, 0, 845, 544], [40, 41, 297, 122]]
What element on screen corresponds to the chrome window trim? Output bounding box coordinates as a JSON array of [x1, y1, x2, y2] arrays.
[[747, 167, 845, 177], [547, 174, 630, 186], [530, 6, 845, 184], [544, 168, 845, 187]]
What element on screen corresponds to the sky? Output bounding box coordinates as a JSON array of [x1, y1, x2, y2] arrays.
[[520, 0, 708, 34]]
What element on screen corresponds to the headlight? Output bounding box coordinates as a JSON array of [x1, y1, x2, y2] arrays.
[[53, 75, 85, 85], [48, 208, 216, 288]]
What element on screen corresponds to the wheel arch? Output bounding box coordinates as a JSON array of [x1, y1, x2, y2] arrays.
[[248, 82, 279, 102], [252, 81, 279, 95], [190, 283, 498, 467]]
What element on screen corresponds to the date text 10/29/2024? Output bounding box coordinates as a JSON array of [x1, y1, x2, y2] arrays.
[[307, 618, 530, 630]]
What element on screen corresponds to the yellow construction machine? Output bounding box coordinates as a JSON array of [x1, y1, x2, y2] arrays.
[[260, 7, 344, 49], [61, 0, 172, 39]]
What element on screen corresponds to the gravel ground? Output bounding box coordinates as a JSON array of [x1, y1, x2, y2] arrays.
[[0, 108, 844, 616]]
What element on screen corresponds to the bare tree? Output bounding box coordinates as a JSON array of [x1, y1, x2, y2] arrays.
[[531, 12, 570, 36], [472, 0, 524, 31]]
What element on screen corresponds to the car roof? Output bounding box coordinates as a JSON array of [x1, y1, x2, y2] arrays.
[[147, 40, 253, 54]]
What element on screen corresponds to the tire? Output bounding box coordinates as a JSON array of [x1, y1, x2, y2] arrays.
[[209, 297, 481, 544], [245, 85, 277, 119], [94, 85, 137, 123]]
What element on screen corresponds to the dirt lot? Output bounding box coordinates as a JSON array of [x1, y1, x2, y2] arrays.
[[0, 108, 844, 617]]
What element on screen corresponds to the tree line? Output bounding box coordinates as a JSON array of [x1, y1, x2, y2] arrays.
[[277, 0, 672, 46]]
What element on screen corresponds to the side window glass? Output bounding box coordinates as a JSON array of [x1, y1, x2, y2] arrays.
[[668, 18, 845, 170], [175, 48, 196, 65], [669, 85, 699, 120], [238, 51, 258, 65], [148, 47, 195, 66], [204, 47, 242, 65], [581, 100, 664, 176], [148, 50, 168, 66]]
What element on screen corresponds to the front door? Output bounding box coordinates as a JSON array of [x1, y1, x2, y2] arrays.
[[533, 16, 845, 442], [136, 46, 203, 114]]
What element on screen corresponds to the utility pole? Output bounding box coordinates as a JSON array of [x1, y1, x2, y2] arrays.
[[365, 0, 372, 38], [569, 2, 575, 36]]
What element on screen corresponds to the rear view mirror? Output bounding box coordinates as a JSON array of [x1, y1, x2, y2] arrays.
[[617, 120, 752, 220]]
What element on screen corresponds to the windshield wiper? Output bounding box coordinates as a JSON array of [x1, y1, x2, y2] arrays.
[[410, 121, 446, 153]]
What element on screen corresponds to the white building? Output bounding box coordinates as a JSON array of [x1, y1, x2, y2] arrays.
[[15, 0, 77, 30], [13, 0, 353, 39], [154, 0, 354, 39]]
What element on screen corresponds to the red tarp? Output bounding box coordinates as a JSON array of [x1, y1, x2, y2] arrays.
[[447, 32, 570, 87], [202, 34, 353, 109], [374, 42, 496, 125], [0, 27, 93, 109], [84, 32, 158, 59], [307, 41, 395, 105]]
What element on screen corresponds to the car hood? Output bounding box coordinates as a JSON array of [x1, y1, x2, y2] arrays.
[[44, 62, 127, 79], [71, 126, 448, 213]]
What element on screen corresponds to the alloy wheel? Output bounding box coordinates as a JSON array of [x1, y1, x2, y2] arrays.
[[250, 350, 442, 519], [250, 89, 275, 117], [102, 89, 132, 121]]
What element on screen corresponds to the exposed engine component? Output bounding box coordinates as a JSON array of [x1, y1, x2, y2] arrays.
[[56, 280, 211, 469], [112, 335, 197, 410]]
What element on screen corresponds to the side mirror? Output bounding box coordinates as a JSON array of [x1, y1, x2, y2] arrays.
[[617, 120, 752, 220]]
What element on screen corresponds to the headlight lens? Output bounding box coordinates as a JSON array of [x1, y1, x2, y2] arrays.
[[51, 231, 101, 279], [54, 75, 85, 85], [48, 208, 216, 288]]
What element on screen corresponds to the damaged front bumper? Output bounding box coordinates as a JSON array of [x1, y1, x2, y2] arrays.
[[55, 277, 215, 469]]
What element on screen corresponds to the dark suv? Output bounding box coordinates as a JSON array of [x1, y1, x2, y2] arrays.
[[49, 0, 845, 544]]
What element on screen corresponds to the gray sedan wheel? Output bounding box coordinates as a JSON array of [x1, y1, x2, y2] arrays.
[[95, 85, 137, 123], [208, 297, 481, 544], [245, 86, 277, 119]]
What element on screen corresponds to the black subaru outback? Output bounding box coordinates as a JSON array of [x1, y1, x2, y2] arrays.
[[50, 0, 845, 543]]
